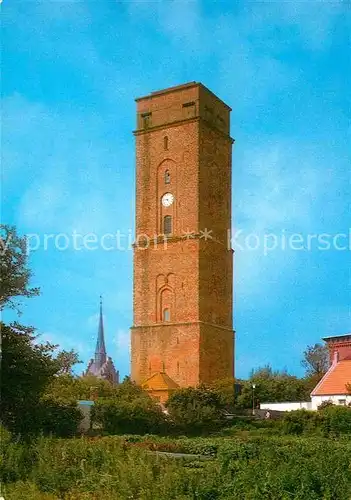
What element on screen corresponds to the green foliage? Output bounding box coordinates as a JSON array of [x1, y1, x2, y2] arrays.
[[36, 400, 83, 438], [1, 322, 60, 435], [282, 406, 351, 436], [217, 437, 351, 499], [55, 349, 82, 375], [319, 405, 351, 435], [43, 374, 118, 404], [282, 409, 319, 435], [1, 482, 57, 500], [318, 400, 335, 410], [1, 224, 83, 438], [112, 375, 149, 401], [1, 322, 84, 438], [92, 379, 167, 435], [92, 397, 166, 435], [166, 385, 226, 434], [0, 224, 40, 312], [2, 435, 351, 499], [301, 342, 329, 378], [236, 365, 311, 409], [210, 377, 237, 409]]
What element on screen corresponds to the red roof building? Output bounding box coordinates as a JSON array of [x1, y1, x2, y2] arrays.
[[311, 334, 351, 409]]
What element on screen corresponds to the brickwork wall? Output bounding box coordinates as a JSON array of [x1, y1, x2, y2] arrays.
[[135, 121, 199, 237], [199, 240, 233, 328], [131, 323, 200, 386], [131, 83, 235, 388], [133, 239, 201, 326], [325, 336, 351, 363], [199, 323, 234, 384]]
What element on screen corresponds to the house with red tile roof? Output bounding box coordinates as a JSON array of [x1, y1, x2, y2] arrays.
[[311, 333, 351, 409], [261, 333, 351, 412]]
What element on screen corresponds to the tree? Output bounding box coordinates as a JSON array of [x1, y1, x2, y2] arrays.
[[55, 349, 82, 375], [92, 395, 166, 435], [166, 385, 226, 434], [0, 225, 39, 312], [1, 322, 59, 434], [0, 224, 83, 437], [43, 374, 118, 404], [236, 365, 310, 409], [1, 322, 84, 436], [91, 378, 167, 435], [210, 377, 238, 409], [301, 343, 329, 378]]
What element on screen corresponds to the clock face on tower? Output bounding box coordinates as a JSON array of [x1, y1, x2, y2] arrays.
[[162, 192, 174, 207]]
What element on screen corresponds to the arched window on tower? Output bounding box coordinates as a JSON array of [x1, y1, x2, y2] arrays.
[[163, 215, 172, 235], [163, 308, 170, 322], [165, 170, 170, 184], [164, 136, 168, 150]]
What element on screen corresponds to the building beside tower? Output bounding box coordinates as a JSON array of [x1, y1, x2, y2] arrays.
[[311, 333, 351, 408], [85, 298, 119, 384], [131, 82, 235, 401], [261, 332, 351, 412]]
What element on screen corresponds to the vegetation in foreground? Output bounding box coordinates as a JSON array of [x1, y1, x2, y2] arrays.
[[2, 433, 351, 500]]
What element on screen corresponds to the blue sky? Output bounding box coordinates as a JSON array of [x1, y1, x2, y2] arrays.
[[2, 1, 350, 380]]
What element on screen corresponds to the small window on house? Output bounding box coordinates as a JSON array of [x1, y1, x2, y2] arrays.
[[165, 170, 170, 184], [338, 399, 346, 406], [164, 136, 168, 150], [163, 215, 172, 235], [163, 308, 170, 322]]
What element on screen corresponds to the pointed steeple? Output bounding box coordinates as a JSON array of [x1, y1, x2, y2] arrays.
[[94, 296, 107, 368]]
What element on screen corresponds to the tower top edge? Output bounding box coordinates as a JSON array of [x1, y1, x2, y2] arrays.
[[135, 82, 232, 111]]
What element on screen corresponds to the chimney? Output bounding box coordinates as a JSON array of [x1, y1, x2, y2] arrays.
[[333, 350, 339, 364]]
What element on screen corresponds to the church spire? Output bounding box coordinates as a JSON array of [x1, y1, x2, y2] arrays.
[[94, 296, 107, 368]]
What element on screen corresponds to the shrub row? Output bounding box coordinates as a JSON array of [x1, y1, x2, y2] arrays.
[[282, 406, 351, 436]]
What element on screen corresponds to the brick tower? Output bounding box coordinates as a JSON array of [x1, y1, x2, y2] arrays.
[[131, 82, 234, 397]]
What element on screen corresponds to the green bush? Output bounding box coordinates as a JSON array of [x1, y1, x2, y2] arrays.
[[0, 423, 12, 445], [317, 400, 334, 410], [319, 405, 351, 436], [166, 385, 227, 435], [217, 437, 351, 499], [282, 406, 351, 436], [92, 396, 167, 435], [3, 481, 58, 500], [282, 409, 318, 435], [38, 400, 83, 437]]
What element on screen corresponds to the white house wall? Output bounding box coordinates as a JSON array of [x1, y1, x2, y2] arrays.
[[260, 401, 312, 412], [311, 394, 351, 410], [260, 396, 351, 412]]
